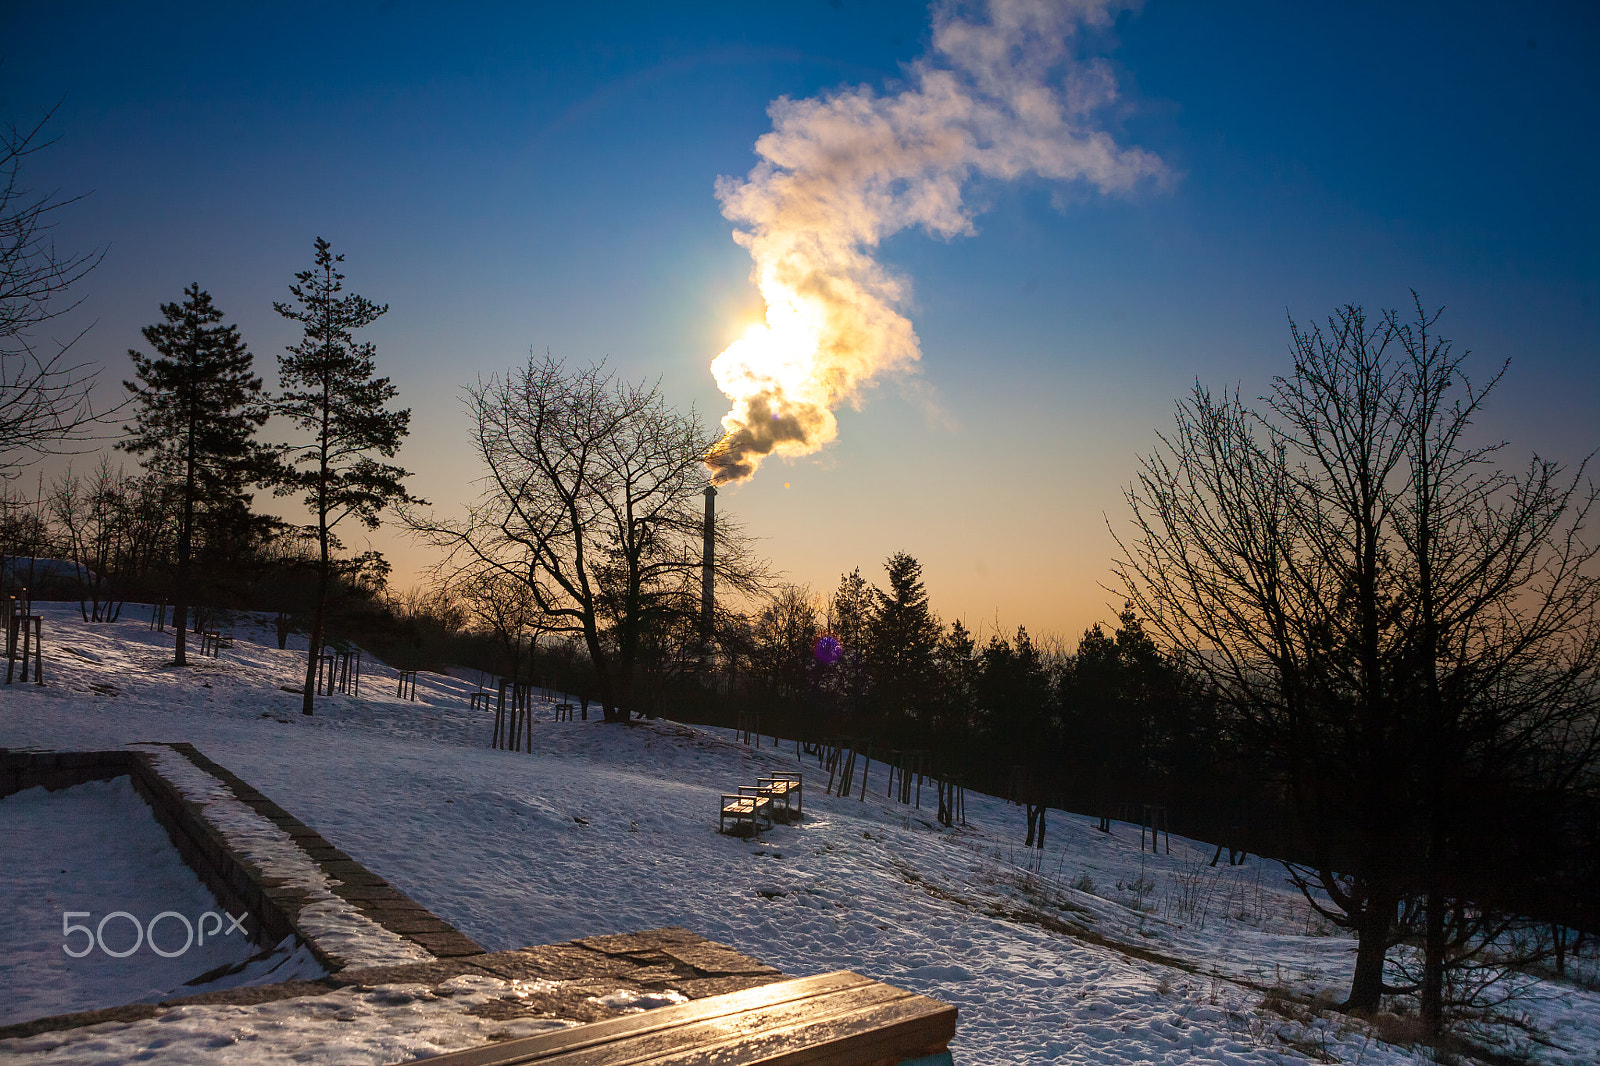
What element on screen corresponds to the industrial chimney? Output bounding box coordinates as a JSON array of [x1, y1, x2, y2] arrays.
[[701, 486, 716, 637]]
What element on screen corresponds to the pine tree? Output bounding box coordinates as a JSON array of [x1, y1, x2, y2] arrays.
[[933, 619, 980, 738], [979, 625, 1055, 783], [120, 284, 268, 665], [825, 567, 878, 714], [869, 552, 942, 733], [273, 238, 418, 715]]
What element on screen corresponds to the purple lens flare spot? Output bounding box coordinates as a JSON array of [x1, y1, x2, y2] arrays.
[[813, 634, 843, 664]]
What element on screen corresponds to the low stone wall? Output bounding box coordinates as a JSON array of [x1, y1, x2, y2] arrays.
[[0, 748, 136, 798], [1, 745, 483, 972], [1, 747, 294, 951], [161, 742, 483, 963]]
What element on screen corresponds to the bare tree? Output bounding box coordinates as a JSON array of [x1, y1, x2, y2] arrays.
[[0, 473, 54, 596], [413, 353, 767, 722], [1, 108, 109, 478], [749, 585, 822, 701], [1114, 298, 1600, 1025], [48, 457, 134, 621], [454, 568, 545, 682]]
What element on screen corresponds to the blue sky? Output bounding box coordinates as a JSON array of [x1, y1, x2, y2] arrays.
[[5, 1, 1596, 642]]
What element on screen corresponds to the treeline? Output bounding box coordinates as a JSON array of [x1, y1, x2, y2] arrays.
[[1, 462, 384, 645], [709, 555, 1209, 823]]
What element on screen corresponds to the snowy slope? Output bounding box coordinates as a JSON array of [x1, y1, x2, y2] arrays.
[[2, 604, 1596, 1065]]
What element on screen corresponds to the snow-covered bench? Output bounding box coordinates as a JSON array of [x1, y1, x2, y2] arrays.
[[405, 969, 958, 1066], [756, 771, 802, 821], [199, 630, 232, 657], [720, 788, 773, 835]]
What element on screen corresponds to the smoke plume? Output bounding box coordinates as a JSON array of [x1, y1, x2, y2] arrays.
[[706, 0, 1163, 483]]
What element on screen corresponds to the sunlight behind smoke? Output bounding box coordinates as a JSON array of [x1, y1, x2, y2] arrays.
[[706, 0, 1164, 484]]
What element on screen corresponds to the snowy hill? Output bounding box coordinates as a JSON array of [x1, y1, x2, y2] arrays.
[[3, 605, 1597, 1064]]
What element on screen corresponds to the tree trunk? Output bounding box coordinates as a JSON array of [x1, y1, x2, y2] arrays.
[[1420, 883, 1446, 1031], [172, 470, 194, 667], [301, 568, 328, 715], [301, 518, 331, 716], [1345, 879, 1396, 1011], [586, 618, 627, 722]]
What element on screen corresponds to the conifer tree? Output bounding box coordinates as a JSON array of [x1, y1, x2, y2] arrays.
[[826, 567, 877, 713], [273, 238, 417, 715], [869, 552, 942, 732], [120, 284, 268, 665]]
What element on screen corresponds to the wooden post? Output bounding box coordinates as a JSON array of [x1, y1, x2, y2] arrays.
[[339, 649, 361, 697], [493, 678, 509, 749], [5, 595, 18, 670], [515, 681, 533, 751], [12, 615, 43, 684], [737, 710, 761, 747], [509, 681, 521, 750], [834, 748, 855, 798]]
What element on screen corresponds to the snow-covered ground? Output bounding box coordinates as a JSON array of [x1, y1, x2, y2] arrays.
[[3, 603, 1597, 1064], [0, 775, 273, 1025]]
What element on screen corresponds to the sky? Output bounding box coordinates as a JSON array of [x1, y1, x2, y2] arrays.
[[4, 0, 1597, 644]]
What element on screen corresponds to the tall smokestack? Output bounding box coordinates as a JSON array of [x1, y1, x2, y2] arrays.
[[701, 486, 716, 637]]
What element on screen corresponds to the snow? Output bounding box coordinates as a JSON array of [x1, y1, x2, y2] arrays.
[[0, 776, 264, 1025], [3, 602, 1598, 1065], [141, 746, 431, 970]]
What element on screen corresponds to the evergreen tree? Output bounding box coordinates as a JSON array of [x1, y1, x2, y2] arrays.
[[273, 238, 418, 715], [978, 625, 1055, 783], [868, 552, 942, 734], [1058, 607, 1187, 821], [120, 284, 267, 665], [933, 618, 980, 743], [824, 567, 877, 715]]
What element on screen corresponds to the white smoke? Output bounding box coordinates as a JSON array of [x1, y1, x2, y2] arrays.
[[707, 0, 1164, 482]]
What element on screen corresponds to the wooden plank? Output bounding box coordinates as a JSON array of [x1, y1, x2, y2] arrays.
[[408, 970, 951, 1066], [420, 971, 876, 1065], [658, 994, 957, 1066], [526, 982, 915, 1066], [540, 985, 953, 1066]]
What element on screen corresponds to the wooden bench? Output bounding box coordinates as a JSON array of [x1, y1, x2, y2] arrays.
[[720, 788, 774, 835], [399, 969, 957, 1066], [756, 772, 802, 822], [554, 701, 575, 722], [199, 630, 233, 658]]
